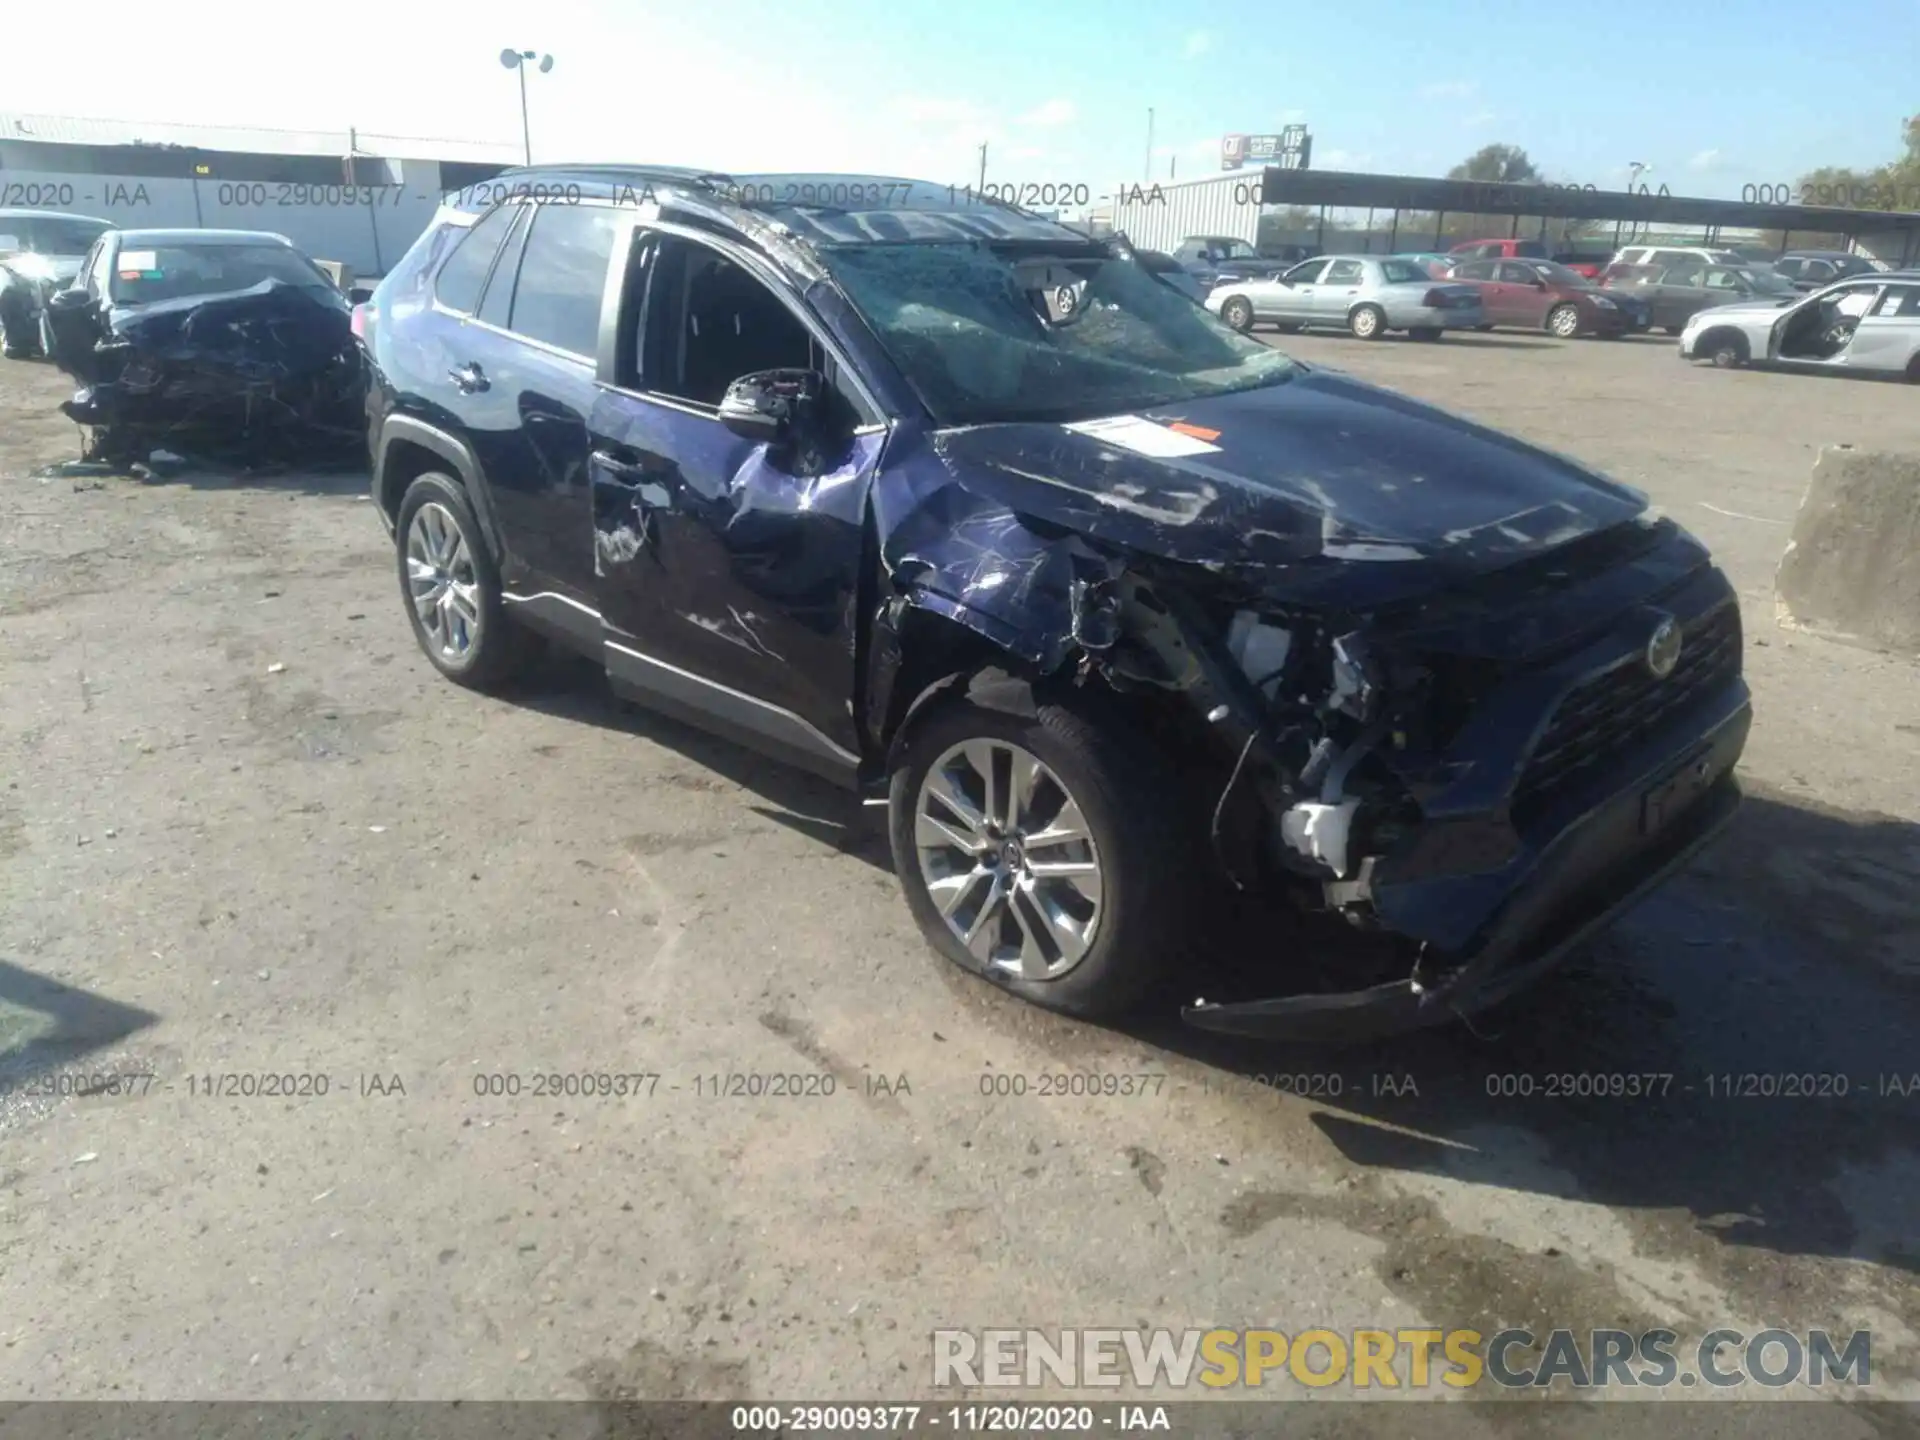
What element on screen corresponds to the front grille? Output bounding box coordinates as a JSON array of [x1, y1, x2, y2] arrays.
[[1513, 604, 1742, 820]]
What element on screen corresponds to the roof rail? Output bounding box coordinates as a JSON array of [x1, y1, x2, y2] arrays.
[[484, 163, 735, 193]]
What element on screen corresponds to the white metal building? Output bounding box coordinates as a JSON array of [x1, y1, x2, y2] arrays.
[[1106, 173, 1265, 253], [0, 113, 519, 277]]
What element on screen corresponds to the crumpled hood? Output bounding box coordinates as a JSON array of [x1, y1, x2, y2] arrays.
[[106, 278, 353, 373], [929, 366, 1648, 603]]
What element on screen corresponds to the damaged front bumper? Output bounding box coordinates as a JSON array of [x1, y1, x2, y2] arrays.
[[1176, 545, 1753, 1044], [1184, 691, 1747, 1042]]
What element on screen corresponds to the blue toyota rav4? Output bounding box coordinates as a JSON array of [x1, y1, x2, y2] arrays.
[[360, 165, 1750, 1042]]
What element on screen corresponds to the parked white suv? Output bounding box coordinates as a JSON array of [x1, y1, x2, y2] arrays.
[[1612, 245, 1748, 270]]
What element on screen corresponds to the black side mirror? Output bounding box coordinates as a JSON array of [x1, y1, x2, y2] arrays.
[[718, 367, 824, 445]]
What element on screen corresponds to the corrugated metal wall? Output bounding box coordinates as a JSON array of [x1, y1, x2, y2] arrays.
[[1109, 174, 1262, 253], [0, 161, 450, 276]]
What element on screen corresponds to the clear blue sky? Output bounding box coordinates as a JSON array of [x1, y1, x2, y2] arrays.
[[8, 0, 1915, 197]]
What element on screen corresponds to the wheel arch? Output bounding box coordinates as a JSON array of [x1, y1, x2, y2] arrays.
[[871, 598, 1049, 773], [1695, 325, 1751, 363], [375, 415, 506, 562]]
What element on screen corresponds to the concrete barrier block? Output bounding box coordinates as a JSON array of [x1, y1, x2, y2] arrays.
[[1774, 444, 1920, 656], [311, 259, 355, 295]]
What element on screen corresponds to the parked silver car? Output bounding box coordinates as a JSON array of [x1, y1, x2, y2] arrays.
[[1205, 254, 1485, 340], [1679, 272, 1920, 380]]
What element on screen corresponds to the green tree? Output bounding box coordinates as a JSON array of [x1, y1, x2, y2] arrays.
[[1765, 116, 1920, 247], [1434, 144, 1545, 241], [1446, 143, 1541, 185]]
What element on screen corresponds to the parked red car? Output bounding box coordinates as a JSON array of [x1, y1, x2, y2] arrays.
[[1447, 237, 1551, 262], [1552, 250, 1614, 280], [1443, 257, 1647, 337]]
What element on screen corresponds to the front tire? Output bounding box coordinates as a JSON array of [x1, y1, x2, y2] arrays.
[[1547, 304, 1582, 339], [1349, 304, 1386, 340], [1219, 296, 1254, 332], [395, 472, 538, 690], [887, 691, 1195, 1020], [1696, 329, 1748, 369]]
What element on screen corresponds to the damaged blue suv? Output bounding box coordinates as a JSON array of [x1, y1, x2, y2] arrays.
[[361, 166, 1750, 1042]]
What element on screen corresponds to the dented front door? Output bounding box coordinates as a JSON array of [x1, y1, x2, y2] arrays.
[[585, 229, 880, 780]]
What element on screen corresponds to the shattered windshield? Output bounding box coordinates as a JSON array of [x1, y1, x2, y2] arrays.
[[820, 241, 1298, 426], [109, 244, 335, 306]]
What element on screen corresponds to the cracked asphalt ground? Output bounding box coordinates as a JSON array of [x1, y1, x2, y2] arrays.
[[1, 334, 1916, 1429]]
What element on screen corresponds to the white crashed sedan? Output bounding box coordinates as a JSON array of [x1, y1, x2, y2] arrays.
[[1206, 254, 1485, 341]]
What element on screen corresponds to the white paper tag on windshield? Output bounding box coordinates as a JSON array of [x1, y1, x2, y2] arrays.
[[117, 250, 159, 273], [1064, 414, 1221, 457]]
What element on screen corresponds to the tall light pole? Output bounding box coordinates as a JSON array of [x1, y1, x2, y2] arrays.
[[500, 48, 554, 166], [1144, 108, 1155, 181], [1626, 160, 1650, 242]]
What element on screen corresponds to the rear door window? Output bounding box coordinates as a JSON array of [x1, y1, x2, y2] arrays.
[[433, 204, 517, 314], [1871, 285, 1920, 318], [1322, 259, 1363, 283], [1284, 259, 1329, 284], [500, 204, 621, 357]]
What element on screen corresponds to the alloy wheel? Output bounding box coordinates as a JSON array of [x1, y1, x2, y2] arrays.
[[1550, 306, 1581, 338], [405, 501, 482, 661], [913, 739, 1105, 981]]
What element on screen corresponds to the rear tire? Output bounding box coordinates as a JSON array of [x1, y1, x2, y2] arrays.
[[1220, 296, 1254, 332], [395, 472, 539, 691], [887, 689, 1197, 1021], [1349, 304, 1386, 340]]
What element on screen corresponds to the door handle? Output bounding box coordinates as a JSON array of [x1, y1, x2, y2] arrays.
[[592, 448, 649, 482], [448, 362, 489, 393]]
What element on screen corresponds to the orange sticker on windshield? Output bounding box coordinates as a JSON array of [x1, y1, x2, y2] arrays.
[[1167, 422, 1221, 442]]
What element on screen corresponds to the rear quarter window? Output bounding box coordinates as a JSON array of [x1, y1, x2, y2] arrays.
[[434, 204, 516, 313]]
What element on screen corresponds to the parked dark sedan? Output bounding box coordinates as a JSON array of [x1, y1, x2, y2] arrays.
[[0, 209, 110, 358], [1136, 248, 1208, 302], [1772, 250, 1881, 291], [1171, 234, 1290, 288], [1611, 260, 1801, 334], [361, 166, 1748, 1043], [43, 227, 362, 460], [1447, 257, 1650, 336]]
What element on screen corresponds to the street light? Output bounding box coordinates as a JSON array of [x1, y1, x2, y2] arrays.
[[1626, 160, 1651, 242], [500, 48, 554, 166]]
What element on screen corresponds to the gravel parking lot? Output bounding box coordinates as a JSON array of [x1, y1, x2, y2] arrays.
[[2, 332, 1916, 1417]]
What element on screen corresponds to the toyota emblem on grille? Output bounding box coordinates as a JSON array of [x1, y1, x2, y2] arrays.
[[1645, 615, 1682, 679]]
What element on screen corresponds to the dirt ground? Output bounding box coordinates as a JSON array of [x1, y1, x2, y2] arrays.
[[1, 332, 1916, 1422]]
